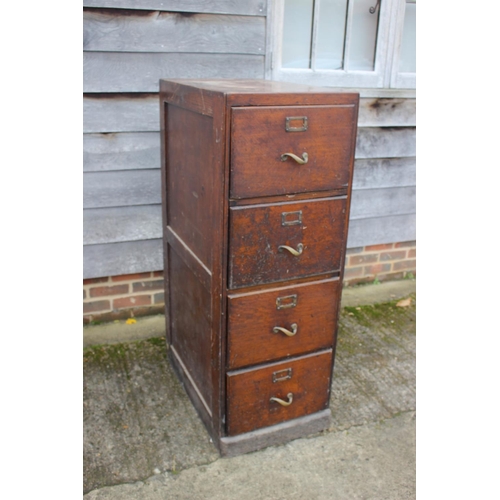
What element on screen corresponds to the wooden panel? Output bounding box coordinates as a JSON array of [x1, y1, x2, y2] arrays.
[[356, 127, 416, 159], [350, 186, 416, 220], [84, 52, 265, 93], [83, 132, 160, 172], [230, 104, 357, 199], [226, 350, 332, 435], [83, 205, 162, 245], [83, 239, 163, 279], [357, 99, 416, 127], [83, 1, 267, 17], [83, 169, 161, 208], [83, 10, 265, 54], [352, 157, 415, 190], [83, 94, 158, 133], [227, 278, 340, 369], [228, 197, 347, 289], [169, 248, 213, 412], [347, 214, 416, 248], [166, 104, 215, 270]]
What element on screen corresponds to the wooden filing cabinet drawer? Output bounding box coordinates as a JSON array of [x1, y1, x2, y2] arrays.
[[227, 278, 340, 369], [230, 105, 357, 199], [228, 197, 347, 289], [226, 349, 333, 436]]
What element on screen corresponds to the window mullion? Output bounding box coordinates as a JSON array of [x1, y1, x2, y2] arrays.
[[343, 0, 354, 71], [310, 0, 321, 70]]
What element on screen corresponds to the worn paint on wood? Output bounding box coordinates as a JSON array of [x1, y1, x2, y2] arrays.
[[83, 10, 265, 54]]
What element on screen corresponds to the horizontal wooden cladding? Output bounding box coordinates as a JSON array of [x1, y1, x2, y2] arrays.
[[356, 127, 416, 159], [84, 205, 161, 245], [83, 169, 161, 208], [347, 214, 416, 249], [84, 52, 264, 93], [83, 95, 416, 131], [357, 99, 415, 127], [352, 158, 415, 190], [83, 9, 265, 53], [226, 350, 332, 436], [83, 1, 267, 17], [83, 239, 163, 279], [83, 132, 160, 172], [227, 278, 340, 369], [350, 186, 415, 220]]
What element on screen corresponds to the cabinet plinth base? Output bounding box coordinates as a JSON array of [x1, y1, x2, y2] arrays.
[[219, 409, 332, 457]]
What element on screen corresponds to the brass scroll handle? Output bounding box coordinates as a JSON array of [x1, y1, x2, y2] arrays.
[[280, 152, 308, 164], [278, 243, 304, 256], [273, 323, 298, 337], [270, 393, 294, 407]]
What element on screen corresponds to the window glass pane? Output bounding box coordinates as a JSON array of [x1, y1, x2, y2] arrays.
[[316, 0, 349, 70], [282, 0, 314, 69], [399, 1, 416, 73], [348, 0, 380, 71]]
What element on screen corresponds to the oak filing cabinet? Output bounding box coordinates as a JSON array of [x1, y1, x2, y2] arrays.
[[159, 79, 359, 456]]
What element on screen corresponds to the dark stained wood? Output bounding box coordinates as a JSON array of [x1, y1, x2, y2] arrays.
[[231, 105, 357, 198], [160, 79, 358, 456], [227, 278, 340, 369], [168, 249, 213, 412], [228, 197, 347, 288], [226, 349, 333, 435], [166, 104, 215, 270]]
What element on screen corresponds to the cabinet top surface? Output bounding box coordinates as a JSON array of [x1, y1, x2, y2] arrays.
[[160, 79, 359, 97]]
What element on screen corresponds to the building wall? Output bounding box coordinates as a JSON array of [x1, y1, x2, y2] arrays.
[[83, 1, 416, 320]]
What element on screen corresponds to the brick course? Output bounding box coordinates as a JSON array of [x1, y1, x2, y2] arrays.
[[83, 240, 416, 323]]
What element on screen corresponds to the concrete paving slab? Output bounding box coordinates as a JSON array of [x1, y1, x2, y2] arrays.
[[85, 411, 416, 500], [84, 291, 416, 497]]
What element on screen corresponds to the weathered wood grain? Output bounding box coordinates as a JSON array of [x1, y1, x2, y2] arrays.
[[83, 10, 265, 54], [357, 98, 415, 127], [82, 1, 267, 16], [83, 132, 160, 172], [84, 205, 162, 245], [83, 169, 161, 208], [347, 213, 416, 248], [83, 239, 163, 279], [350, 186, 416, 220], [84, 52, 264, 93], [352, 158, 415, 190], [83, 94, 158, 133], [355, 127, 416, 159]]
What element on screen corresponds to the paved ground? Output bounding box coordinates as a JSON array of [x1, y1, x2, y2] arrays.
[[83, 280, 416, 499]]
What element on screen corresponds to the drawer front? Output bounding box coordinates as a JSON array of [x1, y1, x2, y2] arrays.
[[228, 197, 347, 289], [230, 105, 356, 199], [226, 350, 332, 436], [227, 278, 340, 369]]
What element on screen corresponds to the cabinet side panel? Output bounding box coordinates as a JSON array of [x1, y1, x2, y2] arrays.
[[169, 248, 213, 411], [167, 104, 215, 270]]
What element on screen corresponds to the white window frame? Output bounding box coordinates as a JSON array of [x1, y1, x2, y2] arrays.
[[268, 0, 415, 93], [389, 0, 416, 89]]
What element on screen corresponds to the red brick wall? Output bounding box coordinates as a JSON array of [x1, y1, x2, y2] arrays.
[[83, 241, 416, 323]]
